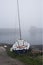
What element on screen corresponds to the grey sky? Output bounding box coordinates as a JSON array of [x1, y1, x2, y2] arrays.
[[0, 0, 43, 30]]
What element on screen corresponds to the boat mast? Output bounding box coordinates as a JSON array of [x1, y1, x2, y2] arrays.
[[17, 0, 21, 40]]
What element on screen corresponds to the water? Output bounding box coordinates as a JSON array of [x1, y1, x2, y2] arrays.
[[0, 28, 42, 45], [0, 29, 19, 44]]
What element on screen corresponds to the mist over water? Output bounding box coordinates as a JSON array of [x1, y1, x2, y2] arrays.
[[0, 27, 42, 45], [0, 29, 19, 44]]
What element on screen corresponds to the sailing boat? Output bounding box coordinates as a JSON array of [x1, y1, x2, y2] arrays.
[[10, 0, 30, 54]]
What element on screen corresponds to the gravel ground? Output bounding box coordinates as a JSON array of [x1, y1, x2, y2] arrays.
[[0, 46, 25, 65]]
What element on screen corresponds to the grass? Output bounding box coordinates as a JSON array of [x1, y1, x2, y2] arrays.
[[7, 49, 42, 65]]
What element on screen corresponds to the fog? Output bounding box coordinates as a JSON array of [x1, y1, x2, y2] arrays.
[[0, 0, 43, 30], [0, 0, 43, 45], [0, 27, 42, 45]]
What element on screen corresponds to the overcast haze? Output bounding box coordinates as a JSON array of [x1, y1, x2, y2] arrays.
[[0, 0, 43, 30]]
